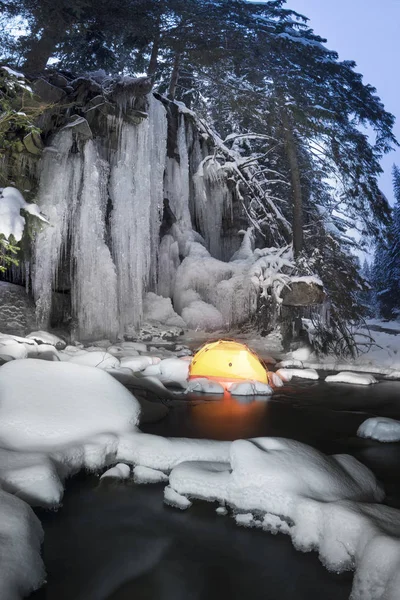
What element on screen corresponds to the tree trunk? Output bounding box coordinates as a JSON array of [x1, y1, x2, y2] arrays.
[[23, 25, 66, 74], [168, 53, 181, 100], [148, 29, 161, 77], [281, 106, 304, 258]]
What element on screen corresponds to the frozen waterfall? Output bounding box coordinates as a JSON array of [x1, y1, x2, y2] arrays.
[[29, 91, 267, 338]]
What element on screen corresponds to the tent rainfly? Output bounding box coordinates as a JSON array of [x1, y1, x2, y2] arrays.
[[189, 340, 268, 389]]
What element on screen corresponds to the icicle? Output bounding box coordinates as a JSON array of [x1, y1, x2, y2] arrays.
[[71, 140, 119, 339], [148, 95, 168, 289], [164, 113, 192, 229], [109, 96, 167, 334], [33, 130, 82, 328]]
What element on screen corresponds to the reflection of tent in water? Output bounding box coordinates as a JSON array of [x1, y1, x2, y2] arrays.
[[189, 340, 268, 388]]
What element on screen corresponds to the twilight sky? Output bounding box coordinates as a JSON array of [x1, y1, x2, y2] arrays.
[[284, 0, 400, 205]]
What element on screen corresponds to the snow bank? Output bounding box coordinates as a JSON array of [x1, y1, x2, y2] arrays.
[[0, 490, 45, 599], [325, 372, 377, 386], [357, 417, 400, 442]]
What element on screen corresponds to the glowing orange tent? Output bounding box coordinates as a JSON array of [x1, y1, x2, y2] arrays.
[[189, 340, 268, 389]]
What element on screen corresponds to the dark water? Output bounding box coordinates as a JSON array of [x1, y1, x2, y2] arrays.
[[30, 378, 400, 600]]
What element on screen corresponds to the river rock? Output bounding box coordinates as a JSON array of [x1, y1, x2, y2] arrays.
[[0, 281, 37, 336]]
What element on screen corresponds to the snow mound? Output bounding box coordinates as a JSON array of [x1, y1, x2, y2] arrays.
[[276, 368, 319, 381], [0, 359, 140, 451], [142, 357, 189, 387], [186, 377, 225, 394], [357, 417, 400, 442], [0, 490, 45, 599], [326, 372, 377, 385], [100, 463, 131, 480], [133, 465, 169, 484], [229, 381, 273, 396], [182, 299, 224, 331]]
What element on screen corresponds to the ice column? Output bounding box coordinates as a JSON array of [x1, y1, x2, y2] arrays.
[[109, 96, 167, 333], [33, 130, 82, 328], [71, 140, 119, 339]]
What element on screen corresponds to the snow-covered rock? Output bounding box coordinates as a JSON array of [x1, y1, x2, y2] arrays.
[[133, 465, 169, 484], [164, 485, 192, 510], [26, 330, 66, 349], [268, 372, 284, 387], [100, 463, 131, 480], [0, 359, 140, 451], [63, 350, 120, 369], [291, 347, 312, 361], [276, 368, 319, 381], [229, 380, 273, 396], [0, 338, 29, 361], [186, 377, 225, 394], [357, 417, 400, 442], [0, 490, 45, 599], [165, 437, 400, 600], [325, 372, 377, 385], [120, 356, 154, 371], [276, 359, 303, 369]]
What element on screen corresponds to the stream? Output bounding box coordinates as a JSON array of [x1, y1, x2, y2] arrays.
[[29, 378, 400, 600]]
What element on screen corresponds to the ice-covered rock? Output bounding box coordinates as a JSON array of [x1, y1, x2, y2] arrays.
[[229, 380, 273, 396], [326, 372, 377, 385], [357, 417, 400, 442]]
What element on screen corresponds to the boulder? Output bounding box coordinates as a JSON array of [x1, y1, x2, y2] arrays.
[[62, 116, 92, 140], [0, 282, 36, 336], [23, 131, 43, 155], [32, 78, 66, 104], [282, 281, 325, 307]]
